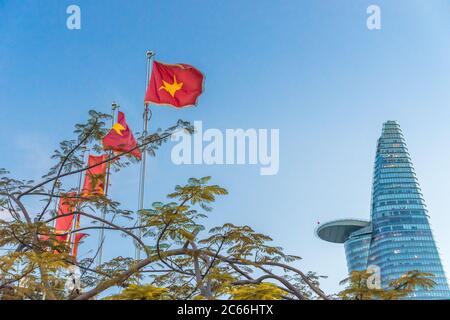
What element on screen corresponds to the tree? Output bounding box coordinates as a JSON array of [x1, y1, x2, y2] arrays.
[[0, 110, 328, 300], [338, 270, 436, 300]]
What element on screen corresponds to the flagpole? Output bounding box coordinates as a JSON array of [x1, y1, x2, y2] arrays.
[[51, 180, 62, 258], [96, 102, 119, 266], [135, 50, 154, 261]]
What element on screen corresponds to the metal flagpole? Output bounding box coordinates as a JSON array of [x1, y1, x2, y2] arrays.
[[96, 102, 119, 266], [135, 50, 154, 260]]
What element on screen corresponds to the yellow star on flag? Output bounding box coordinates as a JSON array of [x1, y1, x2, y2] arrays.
[[112, 122, 125, 136], [159, 75, 183, 97]]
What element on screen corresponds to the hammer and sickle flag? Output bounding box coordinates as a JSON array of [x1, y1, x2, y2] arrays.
[[102, 111, 142, 160], [82, 154, 108, 197], [144, 61, 204, 108]]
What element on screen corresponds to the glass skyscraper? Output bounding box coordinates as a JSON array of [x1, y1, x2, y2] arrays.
[[316, 121, 450, 299]]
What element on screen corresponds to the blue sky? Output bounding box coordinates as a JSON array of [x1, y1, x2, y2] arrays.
[[1, 0, 450, 295]]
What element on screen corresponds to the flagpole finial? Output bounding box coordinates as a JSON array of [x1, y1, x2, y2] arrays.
[[146, 50, 155, 59], [111, 101, 119, 110]]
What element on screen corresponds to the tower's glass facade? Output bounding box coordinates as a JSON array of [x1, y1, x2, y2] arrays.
[[318, 121, 450, 299], [367, 121, 449, 299], [344, 225, 372, 272]]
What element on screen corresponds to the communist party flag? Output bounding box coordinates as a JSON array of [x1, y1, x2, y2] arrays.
[[82, 155, 108, 196], [39, 193, 77, 251], [144, 61, 204, 108], [102, 111, 142, 160], [71, 233, 88, 258], [54, 192, 77, 234]]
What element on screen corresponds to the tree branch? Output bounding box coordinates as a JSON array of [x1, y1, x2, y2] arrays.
[[232, 274, 306, 300], [19, 132, 172, 200]]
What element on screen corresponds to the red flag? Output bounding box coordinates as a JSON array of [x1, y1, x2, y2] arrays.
[[72, 233, 88, 258], [39, 234, 68, 242], [102, 111, 142, 160], [55, 192, 77, 234], [82, 155, 108, 196], [144, 61, 204, 108], [39, 193, 77, 253]]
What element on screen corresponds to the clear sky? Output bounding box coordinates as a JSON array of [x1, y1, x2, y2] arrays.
[[1, 0, 450, 295]]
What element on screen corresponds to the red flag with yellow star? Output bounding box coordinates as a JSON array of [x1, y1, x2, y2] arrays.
[[144, 61, 204, 108], [82, 155, 108, 196], [102, 111, 142, 160]]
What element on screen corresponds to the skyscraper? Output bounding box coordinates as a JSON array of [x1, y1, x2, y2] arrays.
[[316, 121, 450, 299]]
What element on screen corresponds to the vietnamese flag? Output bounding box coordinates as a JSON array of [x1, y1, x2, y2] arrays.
[[102, 111, 141, 160], [144, 61, 204, 108], [71, 233, 88, 258], [82, 155, 108, 196]]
